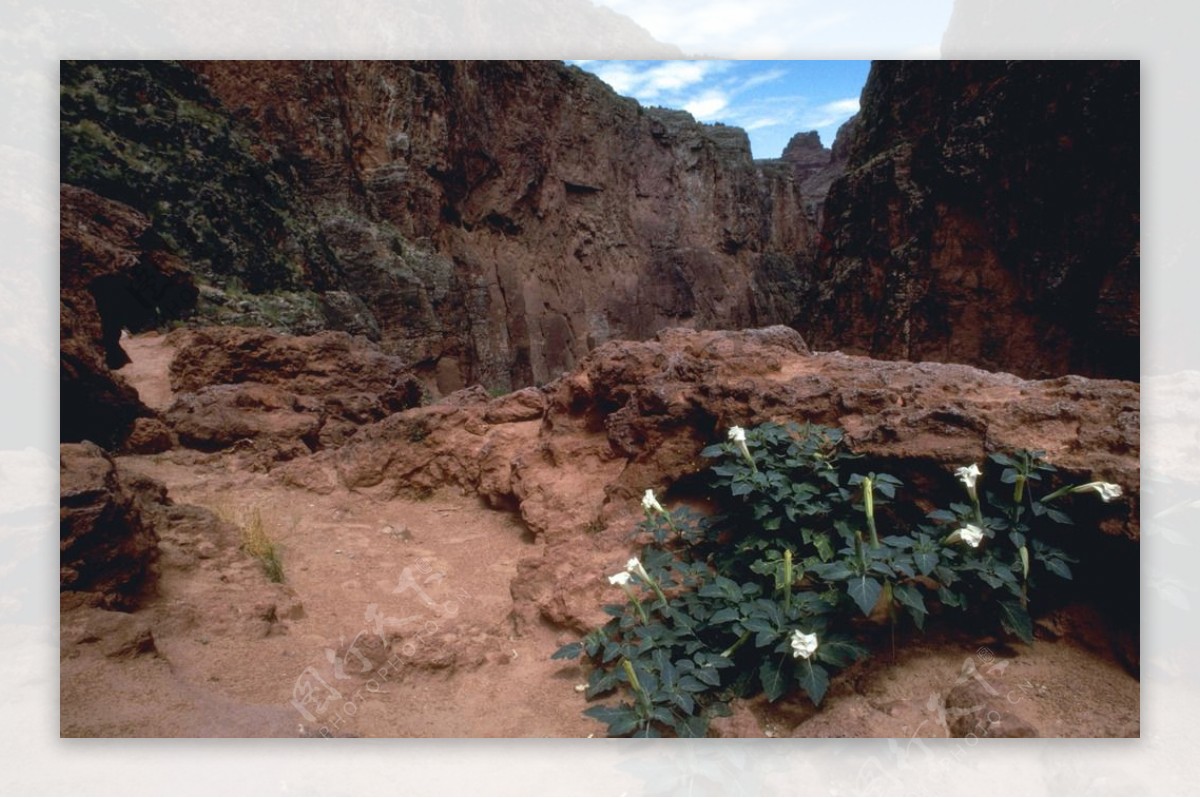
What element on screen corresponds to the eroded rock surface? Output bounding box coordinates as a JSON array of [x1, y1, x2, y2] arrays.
[[267, 326, 1137, 636]]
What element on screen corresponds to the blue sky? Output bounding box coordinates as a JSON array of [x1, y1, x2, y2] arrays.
[[572, 60, 872, 159]]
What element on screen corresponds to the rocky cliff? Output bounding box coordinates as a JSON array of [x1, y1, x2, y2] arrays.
[[61, 60, 816, 400], [802, 61, 1139, 380], [60, 59, 1139, 453]]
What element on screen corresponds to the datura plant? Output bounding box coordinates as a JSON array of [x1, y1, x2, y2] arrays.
[[553, 422, 1123, 737]]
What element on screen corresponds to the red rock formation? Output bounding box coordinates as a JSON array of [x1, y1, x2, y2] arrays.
[[163, 327, 423, 457], [187, 61, 815, 390], [273, 327, 1138, 632]]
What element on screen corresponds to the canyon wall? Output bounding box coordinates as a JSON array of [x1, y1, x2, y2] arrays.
[[191, 60, 817, 391], [803, 61, 1139, 380], [59, 59, 1139, 449]]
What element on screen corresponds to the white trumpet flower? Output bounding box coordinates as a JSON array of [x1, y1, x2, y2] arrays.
[[790, 629, 819, 660]]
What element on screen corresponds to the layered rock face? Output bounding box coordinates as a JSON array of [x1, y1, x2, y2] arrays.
[[60, 59, 1139, 455], [804, 61, 1139, 380], [180, 61, 814, 391]]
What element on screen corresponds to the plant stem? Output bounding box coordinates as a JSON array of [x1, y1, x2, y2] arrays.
[[783, 548, 793, 614], [863, 476, 879, 547], [621, 658, 651, 711], [621, 585, 649, 624], [720, 630, 752, 659]]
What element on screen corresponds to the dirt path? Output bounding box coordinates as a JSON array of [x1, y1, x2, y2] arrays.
[[59, 332, 1138, 738], [63, 333, 595, 738]]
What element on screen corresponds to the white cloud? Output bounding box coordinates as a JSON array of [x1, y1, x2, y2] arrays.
[[744, 117, 783, 131], [684, 89, 730, 120], [592, 63, 643, 96], [591, 60, 729, 103], [820, 97, 861, 115], [643, 61, 720, 93], [740, 68, 787, 91]]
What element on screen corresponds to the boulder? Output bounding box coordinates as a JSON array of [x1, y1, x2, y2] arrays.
[[162, 327, 424, 456], [59, 442, 161, 610]]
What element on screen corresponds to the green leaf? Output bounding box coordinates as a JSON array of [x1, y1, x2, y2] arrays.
[[815, 639, 869, 668], [693, 666, 721, 687], [586, 668, 621, 697], [708, 607, 742, 625], [1045, 559, 1073, 580], [700, 444, 726, 459], [649, 706, 675, 725], [796, 660, 830, 706], [892, 583, 926, 614], [937, 585, 963, 609], [846, 576, 883, 616], [814, 533, 835, 562], [1045, 507, 1074, 525], [870, 561, 897, 579], [677, 675, 706, 693], [979, 572, 1004, 589], [812, 561, 853, 581], [601, 640, 622, 662], [583, 704, 640, 736], [755, 629, 780, 648], [672, 691, 696, 716], [926, 509, 958, 523], [730, 480, 753, 497], [742, 616, 776, 634], [551, 642, 583, 660], [760, 658, 787, 702], [674, 713, 708, 738], [695, 652, 733, 669], [913, 550, 938, 575], [998, 600, 1034, 643]]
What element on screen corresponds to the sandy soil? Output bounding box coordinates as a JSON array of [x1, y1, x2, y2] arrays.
[[58, 333, 1139, 738]]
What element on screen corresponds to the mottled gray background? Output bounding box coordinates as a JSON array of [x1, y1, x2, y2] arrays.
[[2, 0, 1182, 793]]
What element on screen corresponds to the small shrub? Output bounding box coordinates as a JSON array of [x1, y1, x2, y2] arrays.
[[237, 507, 285, 583], [553, 422, 1123, 737]]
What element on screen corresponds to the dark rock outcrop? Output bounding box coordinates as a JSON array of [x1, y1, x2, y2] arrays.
[[60, 185, 197, 447], [60, 442, 162, 610], [803, 61, 1139, 381]]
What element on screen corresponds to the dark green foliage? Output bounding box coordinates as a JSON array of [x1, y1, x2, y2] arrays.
[[556, 426, 1107, 737]]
